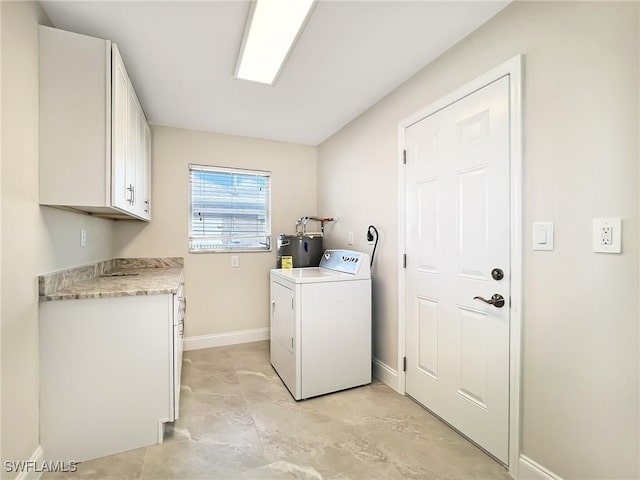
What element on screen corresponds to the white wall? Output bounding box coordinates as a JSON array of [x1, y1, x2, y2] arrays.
[[318, 1, 639, 478], [113, 126, 317, 338], [1, 2, 116, 474]]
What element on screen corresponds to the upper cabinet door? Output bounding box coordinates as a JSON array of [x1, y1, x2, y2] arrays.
[[111, 45, 133, 214], [112, 43, 151, 220], [127, 86, 141, 215], [134, 102, 147, 219], [142, 121, 152, 219]]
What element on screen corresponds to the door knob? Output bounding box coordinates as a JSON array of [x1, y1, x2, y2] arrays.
[[491, 268, 504, 281], [473, 294, 505, 308]]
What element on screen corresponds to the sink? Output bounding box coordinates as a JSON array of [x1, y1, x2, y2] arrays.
[[99, 272, 140, 278]]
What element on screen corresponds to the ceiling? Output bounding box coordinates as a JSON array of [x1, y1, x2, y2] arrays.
[[42, 1, 510, 146]]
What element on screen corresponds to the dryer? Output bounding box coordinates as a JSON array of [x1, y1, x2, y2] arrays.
[[270, 249, 372, 400]]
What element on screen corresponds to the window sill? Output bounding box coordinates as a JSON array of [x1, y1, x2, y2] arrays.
[[188, 248, 273, 254]]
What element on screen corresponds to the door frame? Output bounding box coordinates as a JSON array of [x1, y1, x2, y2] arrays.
[[397, 55, 523, 477]]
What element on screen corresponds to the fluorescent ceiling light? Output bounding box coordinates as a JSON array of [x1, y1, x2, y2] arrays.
[[236, 0, 315, 85]]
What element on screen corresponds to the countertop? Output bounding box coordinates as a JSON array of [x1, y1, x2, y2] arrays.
[[39, 258, 184, 301]]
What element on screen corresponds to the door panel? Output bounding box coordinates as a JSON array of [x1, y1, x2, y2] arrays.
[[272, 281, 294, 354], [417, 179, 439, 273], [405, 76, 510, 463], [416, 297, 439, 380], [270, 279, 296, 395], [127, 89, 139, 213], [457, 305, 489, 408], [458, 167, 490, 280], [111, 47, 128, 211]]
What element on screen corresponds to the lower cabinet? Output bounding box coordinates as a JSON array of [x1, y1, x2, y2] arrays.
[[39, 289, 184, 462]]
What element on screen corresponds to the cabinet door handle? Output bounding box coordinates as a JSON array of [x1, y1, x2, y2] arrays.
[[271, 301, 276, 318]]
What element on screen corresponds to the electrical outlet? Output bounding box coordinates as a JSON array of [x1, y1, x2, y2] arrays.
[[231, 255, 239, 268], [593, 218, 621, 253], [80, 228, 87, 247]]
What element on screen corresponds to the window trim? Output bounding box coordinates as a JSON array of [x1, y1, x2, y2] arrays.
[[188, 163, 272, 253]]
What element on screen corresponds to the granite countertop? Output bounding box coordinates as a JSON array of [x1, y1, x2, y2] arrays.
[[39, 257, 184, 301]]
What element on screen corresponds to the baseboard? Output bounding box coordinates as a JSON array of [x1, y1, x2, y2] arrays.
[[13, 446, 44, 480], [372, 357, 401, 393], [184, 327, 270, 351], [519, 455, 563, 480]]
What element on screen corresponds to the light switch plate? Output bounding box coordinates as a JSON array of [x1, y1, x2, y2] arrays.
[[533, 222, 554, 251], [593, 218, 621, 253]]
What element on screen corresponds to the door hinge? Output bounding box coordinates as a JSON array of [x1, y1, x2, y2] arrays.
[[403, 254, 407, 268], [403, 356, 407, 372], [291, 298, 294, 309], [403, 149, 407, 165]]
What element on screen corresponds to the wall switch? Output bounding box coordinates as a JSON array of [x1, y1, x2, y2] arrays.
[[348, 231, 354, 245], [80, 228, 87, 247], [533, 222, 553, 251], [593, 218, 621, 253], [231, 255, 239, 267]]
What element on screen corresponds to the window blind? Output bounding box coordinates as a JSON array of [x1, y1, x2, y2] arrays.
[[189, 165, 271, 252]]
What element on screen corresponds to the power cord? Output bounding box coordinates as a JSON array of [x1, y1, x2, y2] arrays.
[[367, 225, 379, 268]]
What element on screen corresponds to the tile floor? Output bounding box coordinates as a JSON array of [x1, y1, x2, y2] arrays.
[[45, 341, 511, 479]]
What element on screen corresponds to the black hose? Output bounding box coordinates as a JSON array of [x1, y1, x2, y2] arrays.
[[368, 225, 379, 268]]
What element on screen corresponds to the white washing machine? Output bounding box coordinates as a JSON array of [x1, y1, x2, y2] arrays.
[[270, 249, 372, 400]]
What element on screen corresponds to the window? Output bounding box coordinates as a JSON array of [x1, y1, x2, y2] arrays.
[[189, 164, 271, 252]]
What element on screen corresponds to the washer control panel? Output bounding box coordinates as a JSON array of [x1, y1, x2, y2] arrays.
[[319, 249, 370, 275]]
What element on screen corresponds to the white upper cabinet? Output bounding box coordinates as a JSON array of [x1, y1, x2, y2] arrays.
[[39, 26, 151, 221]]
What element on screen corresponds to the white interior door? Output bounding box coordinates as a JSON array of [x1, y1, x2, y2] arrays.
[[404, 76, 510, 463]]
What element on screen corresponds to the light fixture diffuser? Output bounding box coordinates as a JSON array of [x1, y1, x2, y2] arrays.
[[235, 0, 315, 85]]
